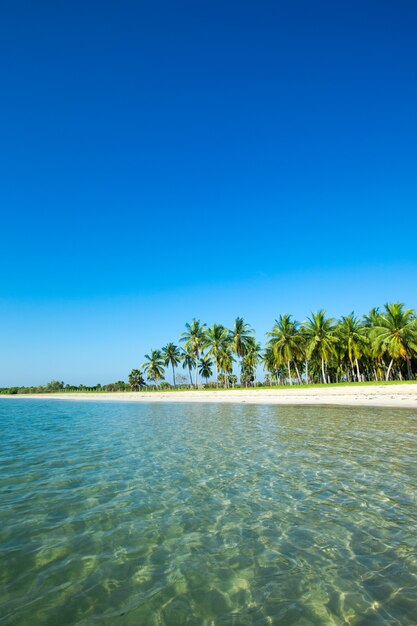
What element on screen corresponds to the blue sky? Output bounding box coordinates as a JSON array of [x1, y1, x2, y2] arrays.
[[1, 0, 416, 385]]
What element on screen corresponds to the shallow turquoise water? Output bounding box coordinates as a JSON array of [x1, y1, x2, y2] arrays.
[[1, 400, 416, 625]]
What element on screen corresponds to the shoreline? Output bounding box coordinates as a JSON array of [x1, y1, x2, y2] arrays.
[[2, 384, 417, 408]]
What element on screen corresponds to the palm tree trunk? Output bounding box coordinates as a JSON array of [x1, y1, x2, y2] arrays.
[[172, 364, 176, 386], [355, 358, 361, 382], [195, 350, 199, 388], [406, 356, 413, 380], [294, 362, 302, 385], [287, 360, 293, 385], [386, 358, 394, 381], [305, 360, 309, 385], [321, 358, 326, 384], [215, 361, 218, 387], [188, 367, 193, 386]]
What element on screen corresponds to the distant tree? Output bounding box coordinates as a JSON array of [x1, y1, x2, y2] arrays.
[[181, 347, 196, 386], [162, 343, 182, 386], [302, 310, 337, 384], [128, 369, 146, 390], [205, 324, 230, 386], [45, 380, 65, 392], [218, 346, 235, 388], [242, 338, 262, 386], [336, 313, 368, 381], [181, 319, 207, 387], [142, 350, 165, 385], [230, 317, 254, 380], [370, 303, 417, 380], [266, 314, 303, 385], [199, 355, 213, 383]]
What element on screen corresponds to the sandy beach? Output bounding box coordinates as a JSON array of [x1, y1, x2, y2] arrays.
[[3, 384, 417, 408]]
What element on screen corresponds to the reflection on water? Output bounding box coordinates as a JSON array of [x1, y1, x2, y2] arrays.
[[1, 399, 416, 625]]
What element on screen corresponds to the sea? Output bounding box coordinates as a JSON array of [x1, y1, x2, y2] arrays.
[[1, 399, 416, 625]]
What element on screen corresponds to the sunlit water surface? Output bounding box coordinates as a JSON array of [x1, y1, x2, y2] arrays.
[[1, 399, 416, 625]]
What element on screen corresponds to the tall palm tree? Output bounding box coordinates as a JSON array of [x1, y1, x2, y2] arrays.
[[230, 317, 253, 380], [205, 324, 230, 386], [370, 303, 417, 380], [266, 314, 303, 385], [181, 347, 196, 386], [141, 350, 165, 386], [363, 307, 385, 381], [337, 313, 368, 381], [218, 346, 235, 388], [128, 368, 146, 390], [181, 319, 207, 387], [199, 355, 213, 384], [242, 338, 262, 386], [302, 310, 337, 384], [162, 343, 182, 386]]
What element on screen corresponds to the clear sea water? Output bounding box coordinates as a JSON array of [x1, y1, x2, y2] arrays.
[[1, 399, 416, 626]]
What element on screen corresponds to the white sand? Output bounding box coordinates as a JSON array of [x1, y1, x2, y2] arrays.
[[3, 385, 417, 408]]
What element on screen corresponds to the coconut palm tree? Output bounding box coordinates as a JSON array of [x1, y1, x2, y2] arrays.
[[337, 313, 368, 381], [242, 338, 262, 386], [162, 343, 182, 386], [370, 303, 417, 380], [128, 368, 146, 390], [266, 314, 303, 385], [363, 307, 386, 381], [199, 355, 213, 384], [230, 317, 253, 380], [205, 324, 230, 386], [262, 346, 279, 385], [302, 310, 337, 384], [181, 319, 207, 387], [142, 350, 165, 386], [181, 347, 196, 386], [218, 346, 235, 388], [230, 317, 253, 357]]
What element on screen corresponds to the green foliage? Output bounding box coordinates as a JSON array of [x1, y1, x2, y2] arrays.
[[199, 355, 214, 382], [142, 350, 165, 385], [128, 369, 146, 390], [45, 380, 65, 392], [161, 343, 181, 386], [181, 319, 207, 386]]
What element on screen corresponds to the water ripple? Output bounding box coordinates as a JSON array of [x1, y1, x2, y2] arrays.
[[1, 399, 416, 625]]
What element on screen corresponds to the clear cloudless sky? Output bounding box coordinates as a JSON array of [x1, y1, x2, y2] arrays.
[[1, 0, 416, 385]]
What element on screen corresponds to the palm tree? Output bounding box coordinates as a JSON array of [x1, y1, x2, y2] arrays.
[[266, 314, 303, 385], [337, 313, 368, 381], [242, 338, 262, 386], [199, 355, 213, 384], [181, 319, 207, 387], [128, 368, 146, 390], [205, 324, 230, 386], [162, 343, 182, 386], [262, 346, 279, 385], [302, 310, 337, 384], [370, 303, 417, 380], [141, 350, 165, 386], [363, 308, 385, 381], [181, 347, 196, 386], [230, 317, 253, 380], [218, 346, 235, 388]]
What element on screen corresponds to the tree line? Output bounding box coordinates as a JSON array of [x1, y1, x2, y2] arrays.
[[129, 303, 417, 389], [1, 303, 416, 394]]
